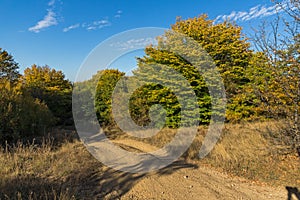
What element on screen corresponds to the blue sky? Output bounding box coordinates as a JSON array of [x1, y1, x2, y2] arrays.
[[0, 0, 288, 81]]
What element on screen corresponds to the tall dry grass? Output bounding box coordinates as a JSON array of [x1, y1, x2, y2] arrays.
[[116, 121, 300, 186], [201, 122, 299, 186], [0, 134, 101, 199]]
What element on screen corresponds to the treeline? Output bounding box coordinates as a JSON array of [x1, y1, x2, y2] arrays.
[[88, 15, 297, 121], [1, 1, 299, 152], [0, 50, 72, 143]]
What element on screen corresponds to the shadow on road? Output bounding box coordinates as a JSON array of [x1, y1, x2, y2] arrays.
[[92, 158, 198, 199], [0, 158, 198, 199], [286, 186, 300, 200]]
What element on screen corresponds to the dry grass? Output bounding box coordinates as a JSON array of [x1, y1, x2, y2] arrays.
[[201, 122, 300, 186], [116, 121, 300, 187], [1, 121, 299, 199], [0, 135, 102, 199]]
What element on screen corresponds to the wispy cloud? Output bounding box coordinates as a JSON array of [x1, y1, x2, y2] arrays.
[[48, 0, 56, 6], [64, 19, 111, 32], [29, 10, 58, 33], [62, 9, 121, 33], [215, 1, 289, 23], [28, 0, 58, 33], [110, 37, 158, 50], [63, 23, 80, 32], [115, 10, 122, 18], [85, 19, 111, 31]]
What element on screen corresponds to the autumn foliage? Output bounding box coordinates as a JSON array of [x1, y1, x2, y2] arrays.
[[0, 13, 299, 153]]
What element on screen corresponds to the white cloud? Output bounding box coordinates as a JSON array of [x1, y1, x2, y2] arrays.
[[28, 9, 58, 33], [93, 19, 110, 26], [87, 26, 97, 31], [63, 23, 80, 32], [215, 1, 288, 23], [115, 10, 122, 18], [48, 0, 55, 6], [28, 0, 59, 33], [110, 37, 158, 50], [86, 19, 111, 31], [62, 19, 111, 32]]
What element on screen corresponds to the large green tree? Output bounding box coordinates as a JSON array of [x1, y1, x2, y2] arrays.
[[133, 15, 256, 126]]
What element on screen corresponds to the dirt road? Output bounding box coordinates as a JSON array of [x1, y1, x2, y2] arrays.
[[89, 139, 288, 200]]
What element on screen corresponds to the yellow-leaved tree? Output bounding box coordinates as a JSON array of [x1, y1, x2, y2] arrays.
[[22, 65, 73, 125]]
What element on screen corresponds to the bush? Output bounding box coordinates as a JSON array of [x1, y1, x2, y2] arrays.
[[0, 80, 55, 143]]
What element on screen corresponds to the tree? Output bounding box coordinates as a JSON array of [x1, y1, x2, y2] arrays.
[[95, 69, 125, 126], [251, 1, 300, 153], [133, 14, 256, 126], [0, 80, 54, 143], [129, 83, 181, 128], [22, 65, 73, 125], [273, 0, 300, 21], [0, 48, 20, 83]]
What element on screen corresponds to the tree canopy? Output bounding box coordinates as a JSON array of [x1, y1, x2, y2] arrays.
[[132, 14, 256, 126], [22, 65, 73, 125]]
